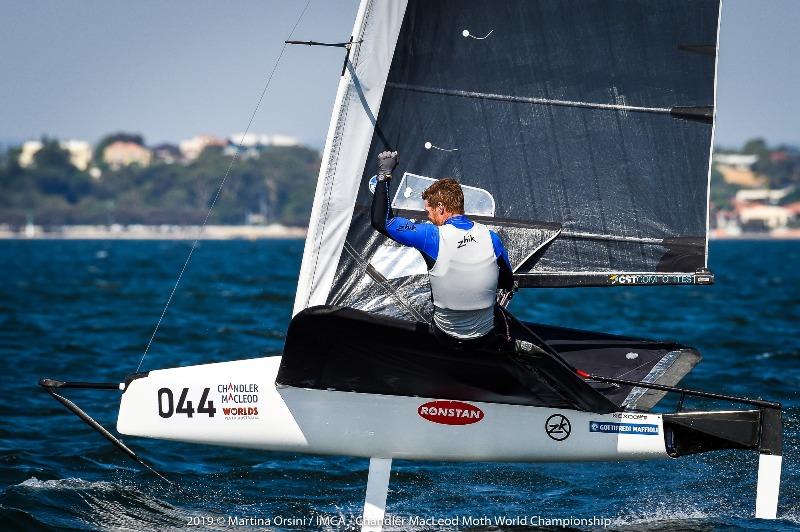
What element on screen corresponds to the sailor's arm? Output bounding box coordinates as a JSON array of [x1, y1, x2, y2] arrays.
[[491, 231, 515, 291], [370, 151, 437, 262], [370, 151, 396, 239]]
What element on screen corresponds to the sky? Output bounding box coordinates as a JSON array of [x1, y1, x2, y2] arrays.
[[1, 0, 798, 149]]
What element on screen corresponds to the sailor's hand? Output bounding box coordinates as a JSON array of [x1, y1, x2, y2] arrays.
[[377, 151, 398, 177]]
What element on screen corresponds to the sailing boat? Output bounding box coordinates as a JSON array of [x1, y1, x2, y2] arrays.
[[41, 0, 783, 528]]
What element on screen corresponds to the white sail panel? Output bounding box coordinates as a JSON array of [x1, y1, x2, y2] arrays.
[[293, 0, 409, 316]]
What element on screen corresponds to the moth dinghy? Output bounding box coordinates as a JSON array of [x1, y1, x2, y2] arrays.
[[41, 0, 783, 529]]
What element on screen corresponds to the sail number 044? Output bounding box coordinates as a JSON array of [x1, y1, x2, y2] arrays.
[[158, 387, 216, 418]]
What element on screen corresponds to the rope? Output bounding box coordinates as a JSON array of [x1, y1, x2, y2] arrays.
[[135, 0, 313, 372]]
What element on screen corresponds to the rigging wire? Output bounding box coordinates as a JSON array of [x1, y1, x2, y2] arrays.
[[135, 0, 313, 373]]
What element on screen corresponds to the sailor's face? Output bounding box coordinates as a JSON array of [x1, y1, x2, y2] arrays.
[[424, 200, 443, 225]]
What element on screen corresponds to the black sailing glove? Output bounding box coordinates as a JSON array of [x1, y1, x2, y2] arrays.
[[377, 151, 398, 181]]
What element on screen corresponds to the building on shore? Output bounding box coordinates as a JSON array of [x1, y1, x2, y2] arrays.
[[62, 140, 92, 170], [223, 133, 301, 160], [179, 135, 227, 162], [223, 144, 260, 160], [713, 210, 742, 236], [18, 139, 93, 171], [230, 133, 300, 148], [714, 153, 759, 167], [713, 153, 766, 188], [735, 186, 795, 204], [737, 204, 795, 231], [103, 141, 152, 170], [17, 141, 40, 167]]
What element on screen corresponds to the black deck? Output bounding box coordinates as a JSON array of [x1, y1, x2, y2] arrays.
[[277, 306, 699, 413]]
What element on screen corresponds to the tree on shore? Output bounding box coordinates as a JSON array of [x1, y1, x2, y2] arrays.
[[0, 136, 321, 228], [32, 138, 92, 204]]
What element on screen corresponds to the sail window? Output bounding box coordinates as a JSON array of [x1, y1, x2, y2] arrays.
[[391, 173, 496, 217], [369, 244, 428, 280]]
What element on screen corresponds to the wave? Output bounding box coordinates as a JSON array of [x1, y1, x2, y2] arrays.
[[1, 477, 191, 531], [19, 477, 117, 492]]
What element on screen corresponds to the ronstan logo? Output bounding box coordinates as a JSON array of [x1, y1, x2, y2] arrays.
[[418, 400, 484, 425], [457, 234, 477, 248]]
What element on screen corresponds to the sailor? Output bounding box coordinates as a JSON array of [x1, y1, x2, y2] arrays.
[[370, 151, 515, 349]]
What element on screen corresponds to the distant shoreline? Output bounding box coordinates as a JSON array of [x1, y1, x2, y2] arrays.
[[710, 229, 800, 240], [1, 225, 799, 241], [0, 224, 306, 240]]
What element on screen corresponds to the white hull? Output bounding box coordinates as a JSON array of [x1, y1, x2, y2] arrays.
[[118, 356, 669, 462]]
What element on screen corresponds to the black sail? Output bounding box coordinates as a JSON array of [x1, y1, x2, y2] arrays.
[[299, 0, 720, 322]]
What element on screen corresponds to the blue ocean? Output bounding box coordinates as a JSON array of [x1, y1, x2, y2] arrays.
[[1, 239, 797, 530]]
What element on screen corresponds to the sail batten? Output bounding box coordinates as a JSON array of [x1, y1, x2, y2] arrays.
[[387, 82, 676, 115]]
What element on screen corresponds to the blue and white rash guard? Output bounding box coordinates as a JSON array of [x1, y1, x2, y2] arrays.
[[370, 179, 514, 338]]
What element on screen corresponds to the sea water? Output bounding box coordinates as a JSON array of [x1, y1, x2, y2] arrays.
[[0, 239, 797, 530]]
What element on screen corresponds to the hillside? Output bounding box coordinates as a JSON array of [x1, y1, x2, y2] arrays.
[[0, 140, 320, 227]]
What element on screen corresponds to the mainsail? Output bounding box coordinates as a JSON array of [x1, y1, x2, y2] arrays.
[[294, 0, 721, 321]]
